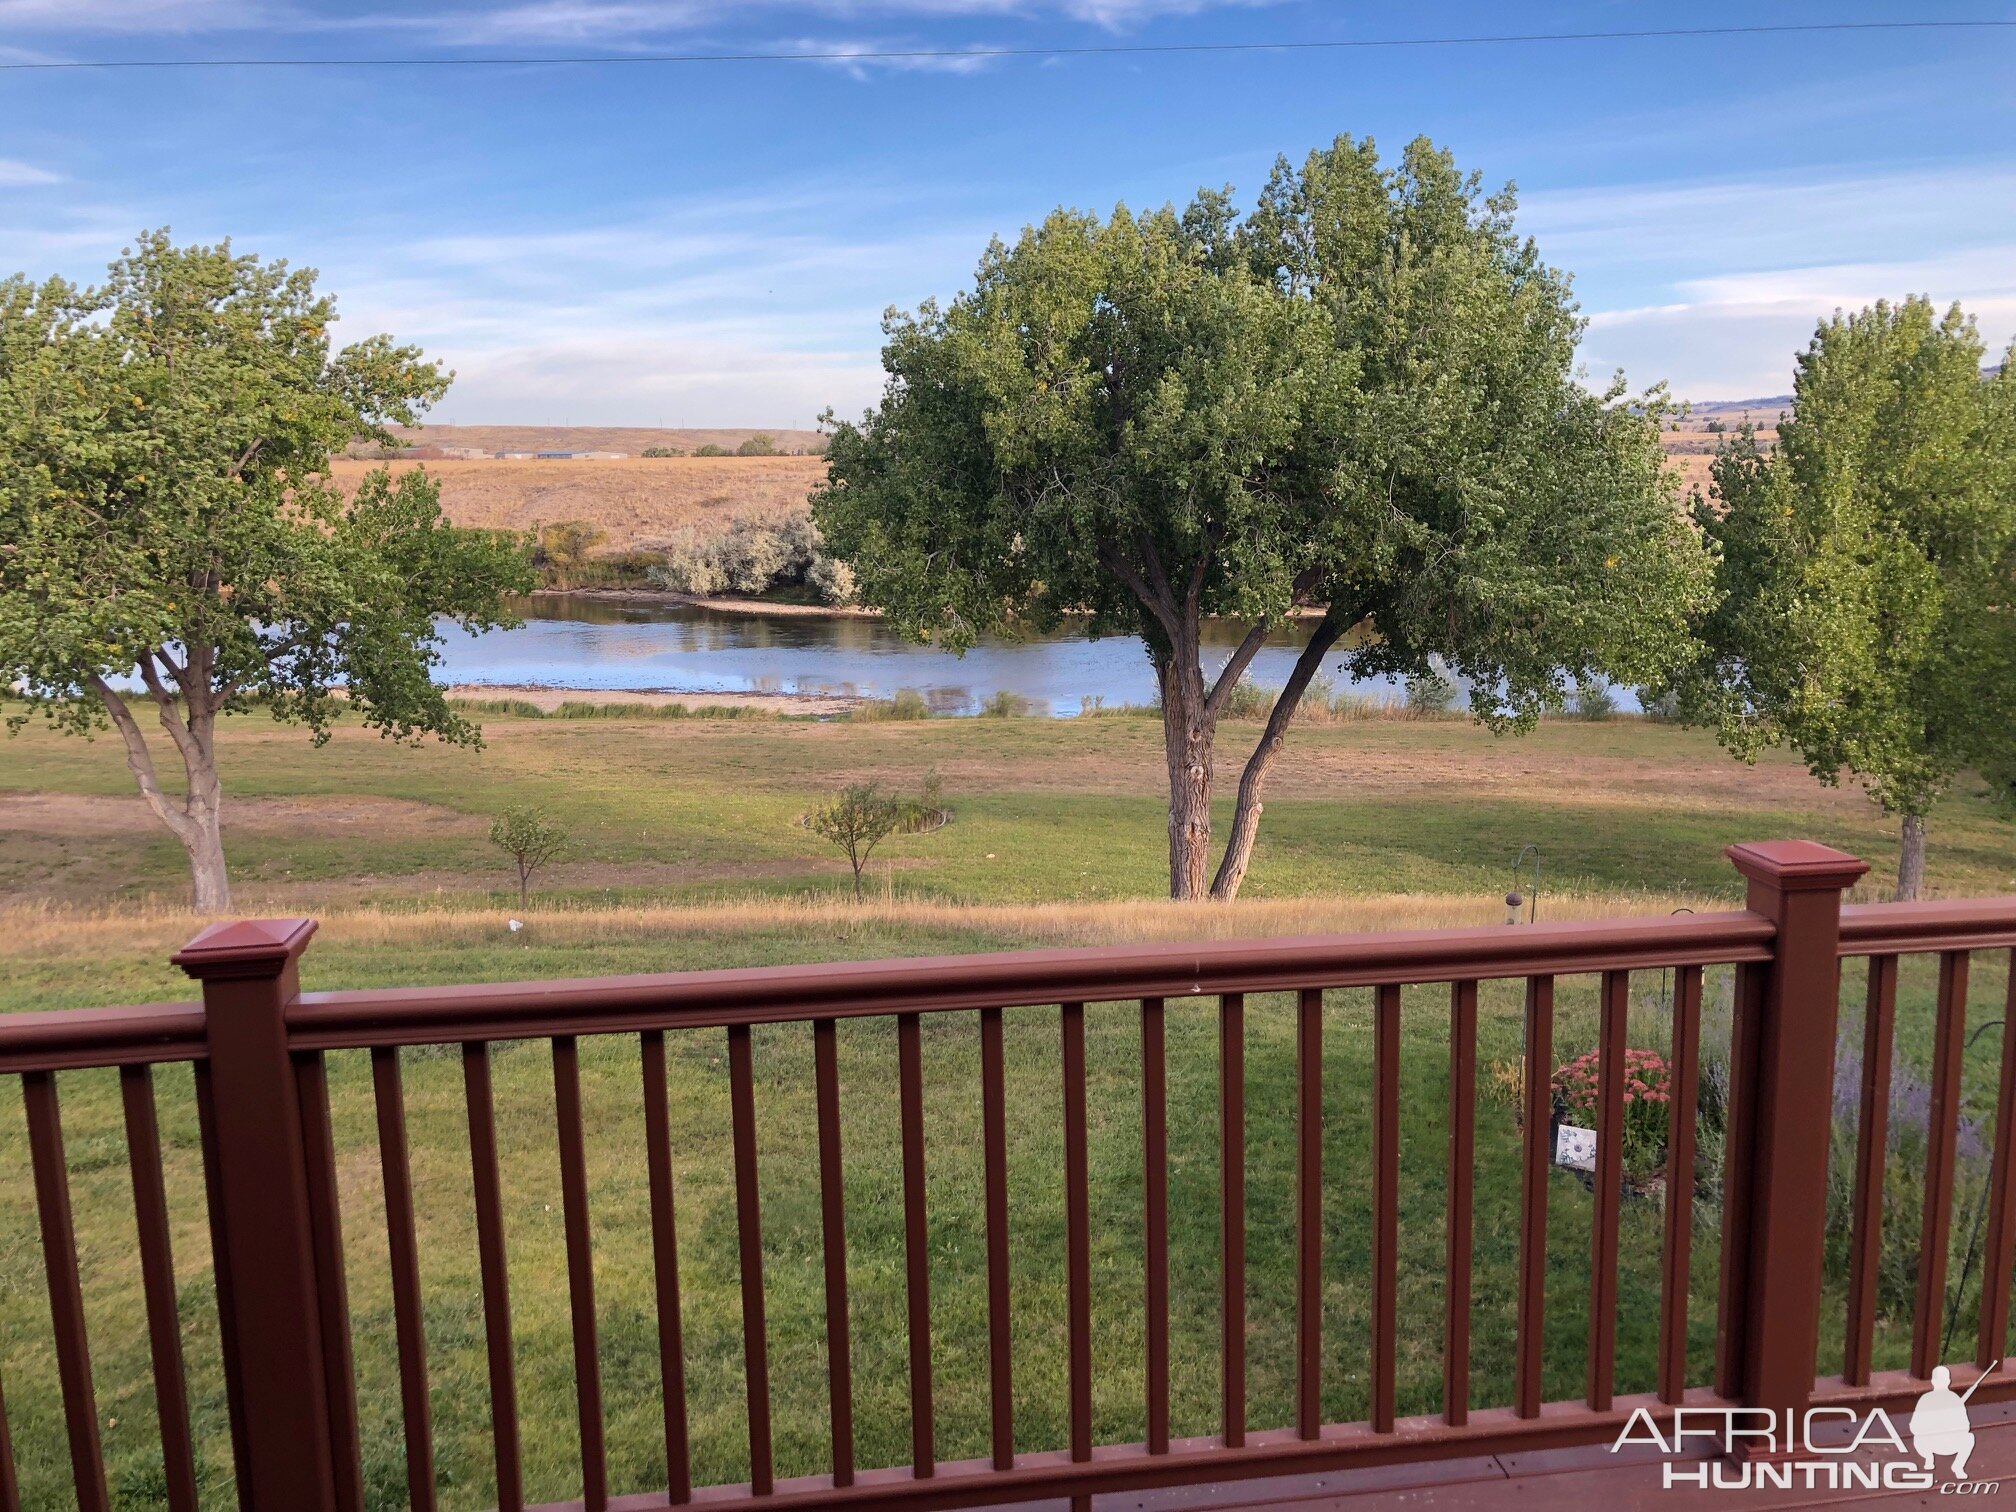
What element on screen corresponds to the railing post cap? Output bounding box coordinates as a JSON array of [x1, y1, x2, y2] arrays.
[[172, 918, 319, 981], [1725, 840, 1869, 892]]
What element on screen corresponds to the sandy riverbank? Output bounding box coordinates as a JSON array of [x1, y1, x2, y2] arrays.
[[444, 683, 862, 716]]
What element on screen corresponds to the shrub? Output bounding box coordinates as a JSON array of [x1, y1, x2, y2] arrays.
[[980, 690, 1030, 717], [1218, 678, 1270, 720], [1406, 670, 1457, 715], [736, 432, 779, 457], [641, 446, 685, 458], [692, 443, 732, 457], [535, 520, 606, 589], [1553, 1048, 1672, 1178], [1576, 677, 1619, 720]]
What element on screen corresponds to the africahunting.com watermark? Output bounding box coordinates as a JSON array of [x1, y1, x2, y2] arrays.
[[1614, 1362, 2004, 1494]]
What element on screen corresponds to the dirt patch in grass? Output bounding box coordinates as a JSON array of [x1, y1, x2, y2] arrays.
[[0, 792, 487, 840]]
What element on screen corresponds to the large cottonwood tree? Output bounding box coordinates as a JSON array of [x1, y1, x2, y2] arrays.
[[816, 136, 1710, 899], [0, 232, 530, 911], [1674, 299, 2016, 899]]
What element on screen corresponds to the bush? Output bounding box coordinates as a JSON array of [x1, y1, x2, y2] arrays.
[[736, 432, 779, 457], [1406, 670, 1457, 715], [646, 511, 857, 604], [693, 443, 732, 457], [534, 520, 606, 589], [980, 690, 1030, 717], [1218, 678, 1270, 720], [1576, 677, 1619, 721], [1553, 1047, 1671, 1179]]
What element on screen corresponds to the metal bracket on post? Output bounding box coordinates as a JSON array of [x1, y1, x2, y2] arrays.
[[1715, 842, 1867, 1427], [174, 918, 339, 1512]]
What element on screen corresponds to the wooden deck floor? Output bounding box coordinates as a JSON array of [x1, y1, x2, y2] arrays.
[[984, 1400, 2016, 1510]]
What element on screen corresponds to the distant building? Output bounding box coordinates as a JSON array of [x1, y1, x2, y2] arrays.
[[531, 450, 628, 460]]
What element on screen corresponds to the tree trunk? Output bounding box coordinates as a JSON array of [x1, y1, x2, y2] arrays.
[[1895, 812, 1928, 902], [1210, 617, 1347, 901], [1158, 655, 1215, 900], [518, 868, 530, 910], [90, 669, 233, 913]]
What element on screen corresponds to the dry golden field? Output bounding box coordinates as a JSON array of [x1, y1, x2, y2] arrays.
[[325, 420, 1770, 555], [329, 453, 826, 549]]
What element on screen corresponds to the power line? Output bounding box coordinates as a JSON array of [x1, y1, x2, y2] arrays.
[[1, 19, 2011, 72]]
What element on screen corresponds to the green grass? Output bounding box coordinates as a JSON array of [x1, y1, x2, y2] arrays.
[[0, 709, 2012, 1507]]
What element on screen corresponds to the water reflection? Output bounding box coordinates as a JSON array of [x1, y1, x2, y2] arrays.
[[432, 595, 1635, 717]]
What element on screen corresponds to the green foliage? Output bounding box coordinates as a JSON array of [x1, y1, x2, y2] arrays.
[[535, 520, 607, 588], [1406, 671, 1457, 715], [487, 803, 569, 907], [692, 443, 732, 457], [807, 781, 904, 899], [735, 432, 779, 457], [1575, 677, 1618, 721], [1672, 298, 2016, 840], [641, 446, 685, 458], [0, 230, 529, 743], [815, 135, 1709, 896], [979, 690, 1030, 717]]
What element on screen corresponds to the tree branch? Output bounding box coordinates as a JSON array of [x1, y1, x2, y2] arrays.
[[1098, 541, 1183, 644], [86, 673, 196, 840], [1204, 621, 1273, 720]]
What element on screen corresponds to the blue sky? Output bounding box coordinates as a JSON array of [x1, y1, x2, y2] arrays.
[[1, 1, 2012, 426]]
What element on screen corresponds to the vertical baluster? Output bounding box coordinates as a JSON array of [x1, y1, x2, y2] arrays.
[[1588, 970, 1628, 1411], [1444, 981, 1477, 1427], [1297, 987, 1325, 1439], [812, 1021, 854, 1487], [1142, 998, 1170, 1455], [119, 1066, 199, 1512], [1714, 960, 1766, 1400], [23, 1071, 109, 1512], [1658, 966, 1704, 1404], [372, 1048, 436, 1512], [897, 1013, 935, 1477], [1845, 955, 1899, 1386], [979, 1008, 1014, 1471], [640, 1032, 691, 1504], [1061, 1002, 1093, 1494], [552, 1037, 607, 1511], [1515, 976, 1554, 1419], [465, 1042, 524, 1512], [1978, 952, 2016, 1370], [1219, 993, 1246, 1448], [191, 1063, 250, 1504], [1372, 984, 1400, 1434], [296, 1054, 364, 1512], [726, 1023, 774, 1495], [1915, 952, 1970, 1379]]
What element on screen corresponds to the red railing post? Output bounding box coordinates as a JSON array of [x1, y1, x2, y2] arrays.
[[174, 919, 340, 1512], [1717, 842, 1866, 1422]]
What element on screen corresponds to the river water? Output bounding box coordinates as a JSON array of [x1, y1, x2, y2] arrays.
[[429, 596, 1417, 716]]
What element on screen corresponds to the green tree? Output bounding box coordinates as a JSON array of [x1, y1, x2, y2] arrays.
[[808, 782, 902, 900], [735, 432, 779, 457], [1673, 299, 2016, 899], [537, 519, 606, 588], [488, 804, 570, 909], [0, 231, 532, 912], [816, 135, 1709, 899]]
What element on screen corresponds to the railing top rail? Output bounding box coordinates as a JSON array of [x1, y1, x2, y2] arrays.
[[284, 909, 1775, 1050], [1840, 897, 2016, 957], [0, 1000, 206, 1075]]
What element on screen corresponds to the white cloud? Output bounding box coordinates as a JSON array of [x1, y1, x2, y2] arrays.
[[0, 159, 63, 186], [1580, 247, 2016, 398]]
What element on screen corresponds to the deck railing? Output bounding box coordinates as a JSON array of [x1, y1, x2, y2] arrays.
[[3, 839, 2016, 1510]]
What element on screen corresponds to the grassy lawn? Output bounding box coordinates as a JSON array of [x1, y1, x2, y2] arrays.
[[0, 709, 2011, 1508]]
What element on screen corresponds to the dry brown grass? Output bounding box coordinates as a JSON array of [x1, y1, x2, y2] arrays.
[[0, 887, 1731, 966], [329, 454, 826, 552]]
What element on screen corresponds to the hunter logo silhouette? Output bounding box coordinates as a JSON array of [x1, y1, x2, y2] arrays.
[[1910, 1361, 1998, 1478]]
